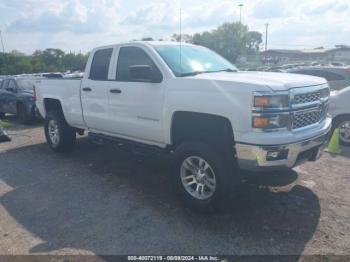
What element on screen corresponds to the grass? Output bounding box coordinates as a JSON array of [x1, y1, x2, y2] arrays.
[[0, 120, 15, 128]]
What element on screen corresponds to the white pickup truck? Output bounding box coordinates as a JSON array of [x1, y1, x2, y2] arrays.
[[35, 41, 331, 210]]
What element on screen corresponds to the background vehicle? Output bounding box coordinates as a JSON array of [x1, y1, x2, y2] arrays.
[[35, 41, 331, 211], [0, 77, 41, 123], [289, 67, 350, 91], [329, 86, 350, 146]]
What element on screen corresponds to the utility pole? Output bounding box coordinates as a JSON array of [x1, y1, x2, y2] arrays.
[[238, 4, 244, 24], [0, 30, 5, 75], [0, 30, 5, 53], [265, 23, 269, 51]]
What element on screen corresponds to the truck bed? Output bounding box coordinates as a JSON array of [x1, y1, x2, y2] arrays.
[[35, 78, 86, 128]]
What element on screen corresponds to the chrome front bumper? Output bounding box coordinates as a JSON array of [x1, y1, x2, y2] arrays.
[[235, 132, 330, 171]]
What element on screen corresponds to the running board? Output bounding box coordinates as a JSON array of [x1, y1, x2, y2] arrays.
[[88, 132, 169, 156]]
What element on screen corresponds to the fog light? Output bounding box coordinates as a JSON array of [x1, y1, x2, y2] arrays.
[[266, 149, 289, 161]]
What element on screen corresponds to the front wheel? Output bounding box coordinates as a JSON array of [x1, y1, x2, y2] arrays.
[[333, 115, 350, 146], [44, 111, 76, 153], [173, 141, 236, 211]]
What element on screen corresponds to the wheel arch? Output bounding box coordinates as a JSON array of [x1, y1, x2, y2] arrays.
[[170, 111, 235, 148], [333, 113, 350, 124], [44, 98, 62, 113], [43, 98, 67, 120]]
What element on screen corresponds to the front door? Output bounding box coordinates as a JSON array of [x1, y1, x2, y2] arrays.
[[107, 46, 165, 144]]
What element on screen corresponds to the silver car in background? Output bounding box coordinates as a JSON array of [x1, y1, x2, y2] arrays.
[[329, 86, 350, 146], [289, 67, 350, 91]]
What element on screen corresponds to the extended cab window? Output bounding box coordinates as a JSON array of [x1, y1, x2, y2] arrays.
[[116, 46, 162, 82], [89, 48, 113, 81]]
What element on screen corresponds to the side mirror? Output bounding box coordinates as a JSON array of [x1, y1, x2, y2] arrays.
[[129, 65, 161, 83], [5, 87, 16, 93]]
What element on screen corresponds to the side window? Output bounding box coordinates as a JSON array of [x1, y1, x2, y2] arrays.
[[2, 80, 9, 89], [8, 80, 16, 90], [116, 46, 162, 82], [89, 48, 113, 81]]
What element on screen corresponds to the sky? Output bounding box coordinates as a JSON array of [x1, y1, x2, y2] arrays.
[[0, 0, 349, 54]]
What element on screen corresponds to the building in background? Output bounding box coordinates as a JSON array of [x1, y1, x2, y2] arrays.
[[261, 45, 350, 65], [327, 45, 350, 62]]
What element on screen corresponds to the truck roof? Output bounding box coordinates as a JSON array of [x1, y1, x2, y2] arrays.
[[93, 41, 195, 51]]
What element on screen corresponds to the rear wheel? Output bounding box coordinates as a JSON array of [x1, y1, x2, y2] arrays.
[[333, 115, 350, 146], [44, 111, 76, 153], [173, 141, 237, 212], [17, 103, 33, 124]]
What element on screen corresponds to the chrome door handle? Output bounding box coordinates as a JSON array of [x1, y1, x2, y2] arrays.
[[110, 89, 122, 94]]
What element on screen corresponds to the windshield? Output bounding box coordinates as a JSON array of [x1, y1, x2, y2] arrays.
[[16, 80, 34, 91], [154, 45, 237, 77]]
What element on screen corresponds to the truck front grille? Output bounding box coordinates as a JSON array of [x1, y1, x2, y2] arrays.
[[292, 109, 325, 130], [293, 88, 329, 105], [294, 91, 321, 104]]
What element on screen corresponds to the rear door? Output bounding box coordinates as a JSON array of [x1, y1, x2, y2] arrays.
[[81, 48, 116, 131], [106, 46, 165, 144]]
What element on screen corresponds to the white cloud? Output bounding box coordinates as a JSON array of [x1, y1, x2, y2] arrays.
[[0, 0, 349, 53]]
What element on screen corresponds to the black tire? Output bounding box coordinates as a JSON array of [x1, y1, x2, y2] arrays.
[[332, 115, 350, 146], [17, 103, 33, 124], [0, 112, 5, 120], [173, 141, 237, 212], [44, 111, 76, 153]]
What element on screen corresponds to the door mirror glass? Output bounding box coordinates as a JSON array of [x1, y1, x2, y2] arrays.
[[117, 47, 163, 83], [5, 87, 16, 92], [129, 65, 156, 83]]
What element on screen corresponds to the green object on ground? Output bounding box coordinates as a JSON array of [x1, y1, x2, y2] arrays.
[[0, 120, 14, 128]]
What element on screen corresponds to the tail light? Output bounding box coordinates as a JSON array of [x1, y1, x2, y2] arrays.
[[347, 67, 350, 74], [33, 85, 36, 101]]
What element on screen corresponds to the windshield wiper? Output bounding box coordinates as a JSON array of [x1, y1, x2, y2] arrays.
[[179, 71, 212, 77], [213, 68, 238, 73], [179, 69, 237, 77]]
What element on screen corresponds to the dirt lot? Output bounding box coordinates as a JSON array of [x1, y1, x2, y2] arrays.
[[0, 118, 349, 259]]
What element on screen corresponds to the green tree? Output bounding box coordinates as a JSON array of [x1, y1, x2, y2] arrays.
[[0, 48, 88, 75], [171, 34, 193, 43], [141, 37, 154, 41], [192, 22, 262, 63]]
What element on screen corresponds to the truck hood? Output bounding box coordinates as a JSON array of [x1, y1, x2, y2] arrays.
[[192, 71, 327, 91]]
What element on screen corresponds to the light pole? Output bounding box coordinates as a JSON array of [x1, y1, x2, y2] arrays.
[[265, 23, 269, 51], [0, 30, 5, 53], [238, 4, 244, 24]]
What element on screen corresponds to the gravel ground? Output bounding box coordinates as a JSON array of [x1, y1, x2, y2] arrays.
[[0, 118, 349, 259]]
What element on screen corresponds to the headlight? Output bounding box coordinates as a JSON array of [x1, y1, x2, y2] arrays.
[[320, 87, 330, 98], [252, 114, 290, 130], [254, 93, 289, 109]]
